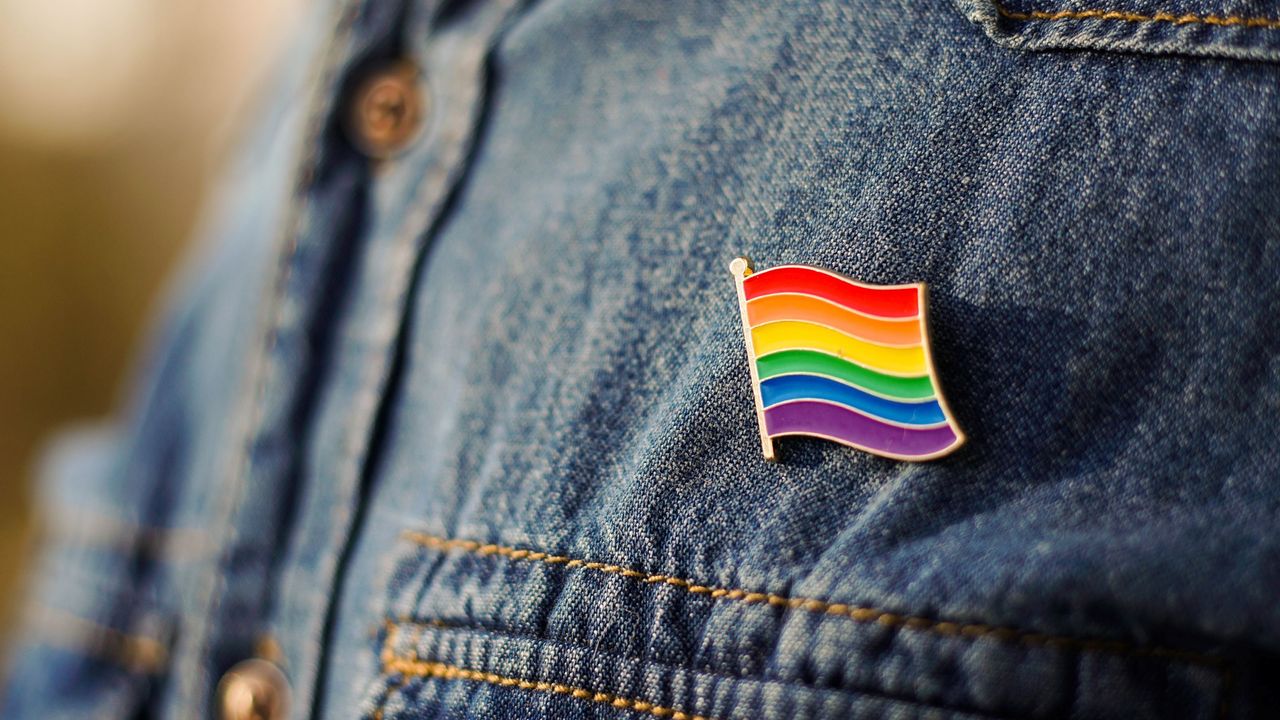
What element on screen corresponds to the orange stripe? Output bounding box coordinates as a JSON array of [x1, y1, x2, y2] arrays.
[[747, 293, 921, 347]]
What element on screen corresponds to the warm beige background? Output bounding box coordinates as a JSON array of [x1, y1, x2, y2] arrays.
[[0, 0, 303, 643]]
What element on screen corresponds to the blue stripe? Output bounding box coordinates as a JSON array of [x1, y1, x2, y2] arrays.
[[759, 374, 945, 426]]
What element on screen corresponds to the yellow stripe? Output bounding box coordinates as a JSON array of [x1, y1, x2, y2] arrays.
[[751, 320, 926, 376]]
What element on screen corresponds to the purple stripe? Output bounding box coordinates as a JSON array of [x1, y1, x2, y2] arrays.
[[764, 400, 959, 459]]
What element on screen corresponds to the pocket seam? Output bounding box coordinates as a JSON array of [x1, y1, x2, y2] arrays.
[[376, 623, 721, 720], [401, 531, 1225, 672], [46, 507, 211, 561], [992, 0, 1280, 31], [26, 605, 169, 674], [375, 620, 1030, 720], [378, 617, 1037, 718], [959, 0, 1280, 62]]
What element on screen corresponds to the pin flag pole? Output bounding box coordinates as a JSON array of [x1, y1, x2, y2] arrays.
[[730, 257, 776, 461]]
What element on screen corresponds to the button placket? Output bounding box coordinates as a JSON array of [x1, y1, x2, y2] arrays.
[[269, 1, 527, 717]]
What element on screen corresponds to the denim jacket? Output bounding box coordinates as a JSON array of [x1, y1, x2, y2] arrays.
[[5, 0, 1279, 718]]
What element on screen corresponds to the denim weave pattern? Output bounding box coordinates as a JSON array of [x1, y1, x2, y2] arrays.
[[4, 0, 1279, 718]]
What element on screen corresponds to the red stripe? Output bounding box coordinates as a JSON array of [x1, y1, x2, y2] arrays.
[[742, 265, 919, 319]]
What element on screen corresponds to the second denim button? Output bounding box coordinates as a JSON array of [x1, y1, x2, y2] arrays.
[[216, 658, 290, 720]]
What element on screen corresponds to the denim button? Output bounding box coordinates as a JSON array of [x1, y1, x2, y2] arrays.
[[216, 659, 290, 720], [347, 62, 425, 158]]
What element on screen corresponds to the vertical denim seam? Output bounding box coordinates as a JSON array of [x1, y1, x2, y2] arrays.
[[301, 4, 525, 718], [176, 0, 367, 713]]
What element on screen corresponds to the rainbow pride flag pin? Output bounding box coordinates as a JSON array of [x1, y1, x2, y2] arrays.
[[730, 257, 964, 462]]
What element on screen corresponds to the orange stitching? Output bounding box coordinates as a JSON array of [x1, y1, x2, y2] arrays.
[[380, 622, 401, 668], [401, 532, 1225, 670], [381, 652, 721, 720], [375, 620, 435, 720], [993, 1, 1280, 30]]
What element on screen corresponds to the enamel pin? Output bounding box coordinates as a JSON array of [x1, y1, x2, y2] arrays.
[[730, 257, 964, 462]]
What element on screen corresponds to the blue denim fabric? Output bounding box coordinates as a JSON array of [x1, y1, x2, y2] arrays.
[[5, 0, 1279, 719]]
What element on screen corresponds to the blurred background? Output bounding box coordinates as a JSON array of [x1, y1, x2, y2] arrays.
[[0, 0, 304, 644]]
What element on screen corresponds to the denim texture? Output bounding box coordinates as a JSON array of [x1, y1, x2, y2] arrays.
[[4, 0, 1279, 719]]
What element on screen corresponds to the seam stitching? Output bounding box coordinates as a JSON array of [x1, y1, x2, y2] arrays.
[[375, 623, 721, 720], [385, 617, 1042, 717], [28, 606, 168, 674], [993, 0, 1280, 30], [372, 623, 422, 720], [182, 0, 363, 711], [382, 659, 720, 720], [401, 532, 1224, 670], [46, 509, 210, 560]]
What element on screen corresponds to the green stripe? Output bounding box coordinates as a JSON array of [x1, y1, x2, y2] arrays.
[[756, 349, 935, 400]]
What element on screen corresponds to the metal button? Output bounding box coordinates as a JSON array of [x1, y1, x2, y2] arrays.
[[347, 62, 425, 158], [217, 658, 290, 720]]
